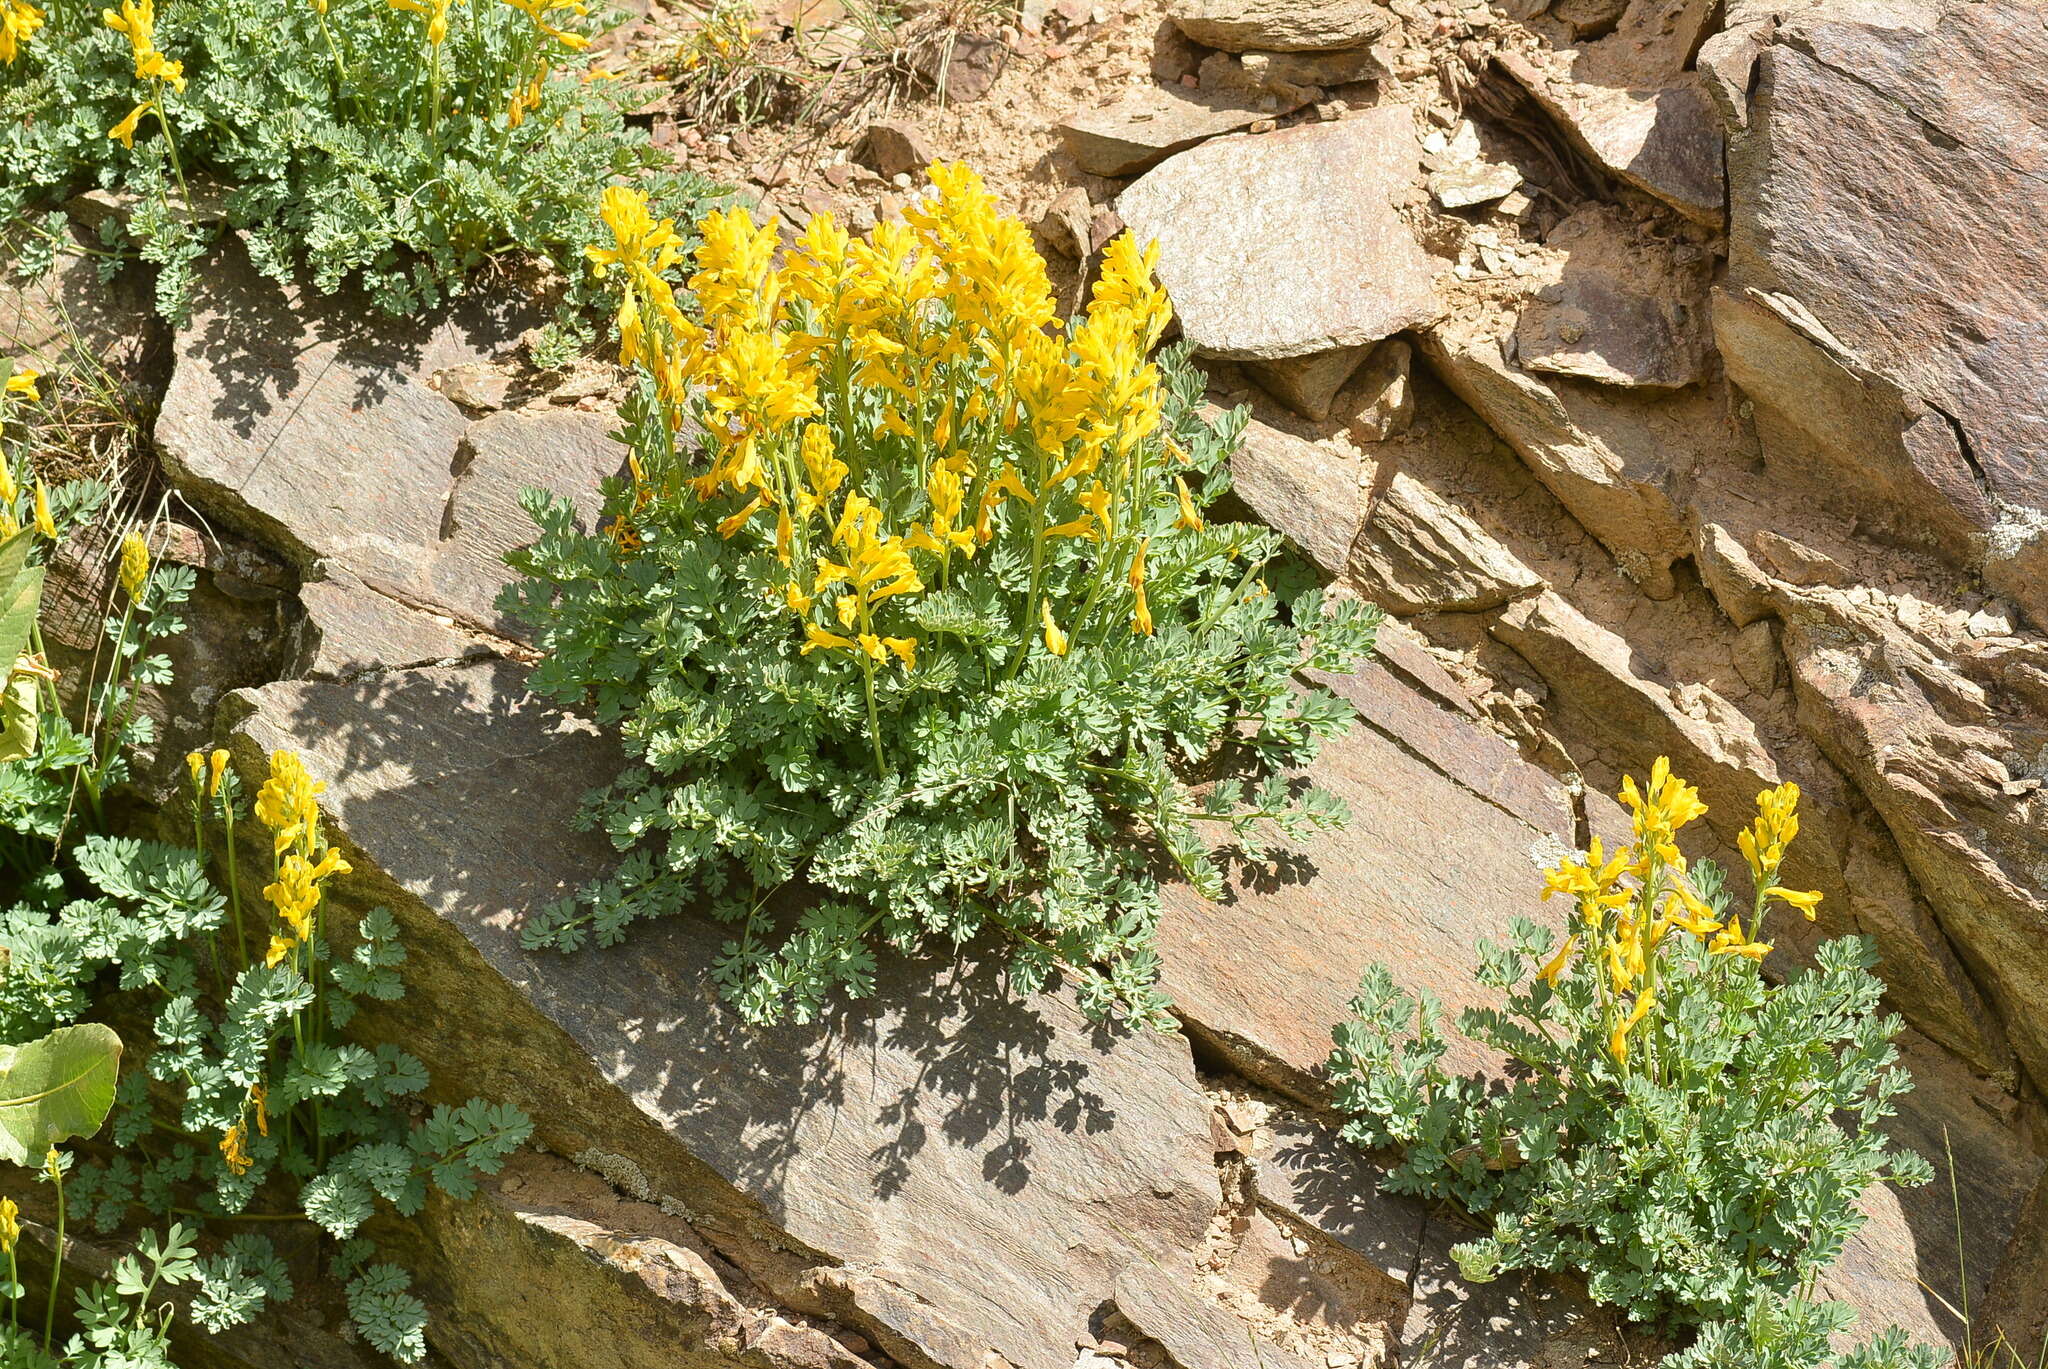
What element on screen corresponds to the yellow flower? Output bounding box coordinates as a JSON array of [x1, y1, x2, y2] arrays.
[[1040, 601, 1068, 657], [1619, 756, 1709, 852], [250, 1083, 269, 1138], [1130, 538, 1153, 636], [102, 0, 155, 56], [32, 483, 55, 539], [2, 367, 37, 401], [1709, 915, 1771, 961], [801, 624, 856, 656], [208, 747, 228, 797], [186, 750, 204, 785], [255, 749, 324, 833], [220, 1119, 252, 1176], [135, 48, 183, 91], [0, 1196, 15, 1253], [1173, 475, 1203, 532], [1609, 989, 1655, 1063], [1536, 934, 1577, 986], [118, 529, 150, 597], [0, 0, 43, 65], [1772, 886, 1823, 921]]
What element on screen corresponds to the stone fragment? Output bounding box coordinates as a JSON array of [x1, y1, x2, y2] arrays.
[[437, 362, 513, 411], [1498, 50, 1724, 223], [1036, 187, 1095, 258], [1336, 338, 1414, 444], [1350, 469, 1545, 614], [224, 662, 1220, 1369], [1244, 345, 1372, 422], [1117, 110, 1441, 360], [1149, 15, 1200, 81], [1242, 47, 1388, 89], [1417, 319, 1696, 597], [154, 247, 623, 671], [923, 31, 1007, 100], [1059, 83, 1308, 178], [1248, 1111, 1427, 1283], [1170, 0, 1396, 51], [1198, 51, 1319, 104], [854, 119, 935, 178], [1227, 419, 1362, 577], [1428, 162, 1521, 209], [1552, 0, 1628, 37], [1513, 205, 1711, 389], [1157, 666, 1577, 1099]]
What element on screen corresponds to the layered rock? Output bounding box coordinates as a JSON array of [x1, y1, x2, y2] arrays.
[[1116, 110, 1441, 360]]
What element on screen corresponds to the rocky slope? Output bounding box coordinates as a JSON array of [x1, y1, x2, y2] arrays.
[[11, 0, 2047, 1362]]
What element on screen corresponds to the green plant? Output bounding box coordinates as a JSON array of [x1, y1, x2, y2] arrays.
[[1328, 761, 1939, 1366], [1, 0, 725, 323], [503, 168, 1380, 1029], [1, 386, 530, 1359]]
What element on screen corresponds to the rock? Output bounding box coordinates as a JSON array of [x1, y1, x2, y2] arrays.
[[1428, 161, 1522, 209], [1725, 0, 2048, 619], [1696, 21, 1768, 128], [1059, 83, 1310, 178], [1248, 1111, 1428, 1283], [1498, 50, 1724, 224], [924, 31, 1007, 101], [1170, 0, 1396, 51], [1242, 48, 1388, 88], [1111, 1268, 1329, 1369], [1158, 665, 1578, 1099], [223, 661, 1222, 1369], [1227, 419, 1362, 577], [0, 236, 162, 391], [854, 120, 935, 178], [1552, 0, 1628, 38], [1243, 345, 1372, 422], [1513, 205, 1711, 390], [1417, 320, 1696, 597], [1036, 187, 1095, 259], [1350, 467, 1545, 614], [1764, 579, 2048, 1091], [437, 362, 513, 412], [153, 245, 624, 672], [1117, 110, 1441, 360], [1149, 15, 1200, 82], [407, 1153, 869, 1369], [1198, 51, 1321, 105], [1336, 338, 1415, 444], [1709, 286, 1990, 556]]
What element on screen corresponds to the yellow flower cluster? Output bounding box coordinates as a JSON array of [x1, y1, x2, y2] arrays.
[[1538, 759, 1824, 1071], [0, 0, 39, 64], [103, 0, 184, 149], [588, 163, 1176, 758], [118, 529, 150, 599], [255, 749, 351, 968]]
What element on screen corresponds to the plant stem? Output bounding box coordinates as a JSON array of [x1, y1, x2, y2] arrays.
[[43, 1163, 64, 1352]]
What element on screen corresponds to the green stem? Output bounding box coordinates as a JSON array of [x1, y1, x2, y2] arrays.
[[222, 799, 247, 966], [42, 1163, 63, 1353]]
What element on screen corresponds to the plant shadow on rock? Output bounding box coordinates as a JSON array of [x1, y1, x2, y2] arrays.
[[242, 658, 1170, 1240]]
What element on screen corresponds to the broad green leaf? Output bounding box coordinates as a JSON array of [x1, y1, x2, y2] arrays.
[[0, 529, 41, 673], [0, 1023, 124, 1167]]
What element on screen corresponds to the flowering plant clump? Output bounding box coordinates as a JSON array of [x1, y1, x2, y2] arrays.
[[0, 748, 529, 1362], [504, 164, 1381, 1028], [0, 0, 722, 323], [1328, 761, 1936, 1363]]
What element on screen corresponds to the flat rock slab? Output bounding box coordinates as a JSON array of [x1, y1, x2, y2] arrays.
[[1157, 664, 1577, 1100], [1170, 0, 1395, 51], [1060, 83, 1309, 177], [1227, 418, 1364, 577], [1118, 110, 1441, 360], [1499, 51, 1724, 225], [155, 242, 620, 672], [223, 661, 1224, 1369]]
